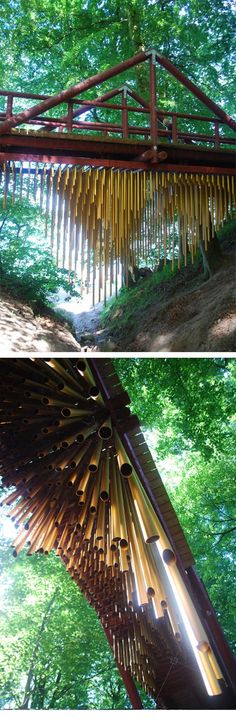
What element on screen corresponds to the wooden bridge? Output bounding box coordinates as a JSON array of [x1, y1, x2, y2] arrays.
[[0, 49, 235, 304], [0, 48, 235, 171]]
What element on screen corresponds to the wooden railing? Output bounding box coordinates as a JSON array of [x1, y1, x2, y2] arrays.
[[0, 49, 235, 150]]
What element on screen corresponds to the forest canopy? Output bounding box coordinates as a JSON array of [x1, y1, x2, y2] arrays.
[[0, 358, 235, 709], [1, 0, 235, 114]]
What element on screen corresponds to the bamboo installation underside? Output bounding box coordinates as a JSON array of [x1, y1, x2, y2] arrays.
[[0, 359, 225, 701], [1, 162, 235, 303]]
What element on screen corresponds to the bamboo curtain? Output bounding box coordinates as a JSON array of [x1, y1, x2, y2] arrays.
[[1, 162, 235, 303], [0, 359, 224, 699]]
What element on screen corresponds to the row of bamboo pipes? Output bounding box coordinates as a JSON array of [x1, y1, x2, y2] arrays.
[[0, 358, 224, 697], [1, 161, 235, 304]]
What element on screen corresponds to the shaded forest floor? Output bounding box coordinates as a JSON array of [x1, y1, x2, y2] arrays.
[[100, 247, 236, 352], [0, 291, 81, 352], [0, 236, 235, 353]]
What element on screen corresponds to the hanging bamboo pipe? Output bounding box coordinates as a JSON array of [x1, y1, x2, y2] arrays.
[[88, 437, 103, 472], [160, 545, 224, 690], [125, 483, 158, 599], [95, 499, 106, 541], [45, 359, 87, 392], [75, 360, 96, 388], [60, 406, 94, 418], [198, 651, 222, 696], [77, 468, 91, 496], [113, 429, 133, 478], [90, 466, 102, 514], [84, 513, 96, 542], [100, 453, 110, 501], [98, 416, 113, 440], [109, 457, 123, 543], [114, 464, 129, 548], [128, 470, 160, 544]]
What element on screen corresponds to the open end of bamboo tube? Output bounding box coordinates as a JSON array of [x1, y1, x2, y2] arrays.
[[146, 533, 160, 543], [98, 425, 113, 440], [147, 587, 155, 597], [76, 433, 85, 443], [89, 463, 98, 473], [197, 641, 211, 653], [61, 408, 71, 417], [120, 462, 133, 477], [162, 549, 176, 565], [120, 539, 129, 549], [100, 490, 109, 501], [76, 361, 86, 372], [89, 385, 100, 399]]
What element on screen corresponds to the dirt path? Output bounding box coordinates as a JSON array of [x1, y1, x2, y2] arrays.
[[55, 296, 114, 351], [1, 249, 235, 353], [0, 292, 81, 352]]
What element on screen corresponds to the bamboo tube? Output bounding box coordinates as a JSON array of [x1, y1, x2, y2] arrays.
[[75, 360, 95, 387], [120, 546, 129, 573], [198, 651, 222, 696], [30, 514, 56, 554], [57, 524, 71, 550], [88, 437, 103, 472], [95, 499, 106, 541], [43, 525, 60, 554], [128, 470, 160, 544], [114, 466, 129, 548], [113, 429, 133, 478], [98, 454, 110, 502], [110, 458, 122, 542], [98, 416, 113, 440], [12, 526, 31, 555], [26, 496, 52, 530], [77, 468, 91, 495], [90, 466, 102, 514], [207, 649, 224, 680], [126, 487, 157, 599], [163, 556, 215, 649], [1, 165, 235, 302]]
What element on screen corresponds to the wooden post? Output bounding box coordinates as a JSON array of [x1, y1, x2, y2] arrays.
[[172, 114, 178, 143], [6, 94, 13, 119], [214, 120, 220, 149], [122, 88, 128, 139], [149, 51, 158, 155], [67, 101, 73, 133]]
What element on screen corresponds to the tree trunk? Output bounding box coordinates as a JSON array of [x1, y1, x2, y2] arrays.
[[19, 589, 57, 709], [199, 221, 223, 280]]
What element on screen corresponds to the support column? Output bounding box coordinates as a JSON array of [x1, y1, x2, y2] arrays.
[[122, 88, 129, 140], [149, 50, 158, 161]]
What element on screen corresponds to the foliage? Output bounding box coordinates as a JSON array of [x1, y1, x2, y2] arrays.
[[114, 357, 236, 459], [0, 1, 235, 125], [0, 534, 152, 709], [0, 199, 80, 310]]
